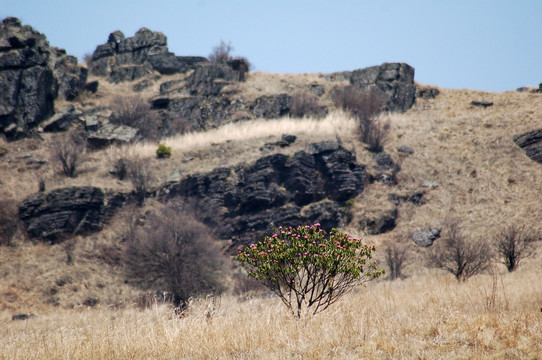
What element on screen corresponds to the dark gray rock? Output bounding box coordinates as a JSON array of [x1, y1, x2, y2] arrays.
[[307, 141, 339, 155], [41, 104, 78, 132], [19, 186, 106, 242], [471, 100, 493, 108], [12, 314, 36, 321], [416, 87, 440, 99], [0, 18, 87, 138], [359, 206, 398, 235], [350, 62, 416, 112], [50, 48, 88, 100], [251, 94, 292, 119], [148, 51, 185, 75], [412, 227, 441, 247], [226, 57, 250, 81], [310, 83, 325, 97], [84, 80, 99, 93], [109, 63, 153, 83], [186, 63, 235, 96], [396, 145, 414, 154], [514, 128, 542, 164]]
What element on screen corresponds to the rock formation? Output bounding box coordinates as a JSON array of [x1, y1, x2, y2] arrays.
[[0, 17, 87, 139], [160, 142, 368, 250], [19, 186, 106, 242], [514, 128, 542, 164]]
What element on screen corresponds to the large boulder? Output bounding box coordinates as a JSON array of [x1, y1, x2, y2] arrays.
[[350, 62, 416, 112], [514, 129, 542, 164], [19, 186, 106, 242], [160, 142, 368, 249], [87, 123, 140, 148]]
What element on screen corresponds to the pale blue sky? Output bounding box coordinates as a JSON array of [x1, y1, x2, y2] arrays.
[[2, 0, 541, 92]]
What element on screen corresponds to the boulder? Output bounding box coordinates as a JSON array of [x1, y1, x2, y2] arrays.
[[350, 62, 416, 112], [41, 104, 79, 132], [514, 128, 542, 164], [416, 86, 440, 99], [87, 123, 139, 148], [19, 186, 106, 242], [251, 94, 292, 119], [359, 205, 398, 235], [412, 227, 441, 247]]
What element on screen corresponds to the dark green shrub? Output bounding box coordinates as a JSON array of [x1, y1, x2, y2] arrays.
[[156, 143, 172, 158]]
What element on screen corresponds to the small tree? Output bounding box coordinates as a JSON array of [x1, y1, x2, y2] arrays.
[[383, 240, 409, 280], [50, 128, 87, 178], [427, 219, 493, 281], [209, 40, 233, 64], [127, 157, 155, 206], [236, 224, 383, 318], [494, 224, 539, 272], [124, 201, 227, 310], [330, 85, 388, 152]]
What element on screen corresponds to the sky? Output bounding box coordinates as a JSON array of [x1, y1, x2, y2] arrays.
[[2, 0, 542, 92]]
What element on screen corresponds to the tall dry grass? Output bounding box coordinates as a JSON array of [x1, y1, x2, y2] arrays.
[[1, 269, 541, 359]]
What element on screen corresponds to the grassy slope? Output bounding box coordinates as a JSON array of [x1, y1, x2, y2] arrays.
[[1, 71, 541, 358]]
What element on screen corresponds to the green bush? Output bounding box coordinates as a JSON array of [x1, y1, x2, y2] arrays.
[[236, 224, 383, 317], [156, 143, 172, 158]]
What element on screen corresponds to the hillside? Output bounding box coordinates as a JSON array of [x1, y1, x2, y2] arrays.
[[1, 18, 542, 359]]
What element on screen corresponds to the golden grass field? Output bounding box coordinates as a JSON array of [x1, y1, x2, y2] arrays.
[[1, 70, 542, 359]]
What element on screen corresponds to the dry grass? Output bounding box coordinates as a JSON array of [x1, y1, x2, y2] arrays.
[[1, 269, 541, 359], [2, 71, 542, 358]]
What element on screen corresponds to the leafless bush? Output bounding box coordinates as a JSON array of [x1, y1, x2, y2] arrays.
[[331, 85, 388, 152], [49, 128, 87, 178], [493, 224, 539, 272], [109, 96, 160, 141], [383, 240, 409, 280], [426, 219, 493, 281], [108, 146, 135, 181], [290, 92, 325, 118], [123, 201, 228, 309], [0, 194, 22, 246], [208, 40, 233, 64], [127, 156, 155, 206]]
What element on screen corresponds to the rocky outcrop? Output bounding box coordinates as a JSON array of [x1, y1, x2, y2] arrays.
[[50, 47, 88, 100], [88, 28, 208, 82], [514, 128, 542, 164], [41, 104, 80, 132], [350, 62, 416, 112], [160, 142, 368, 249], [251, 94, 292, 119], [0, 17, 88, 139], [0, 17, 56, 138], [19, 186, 106, 242]]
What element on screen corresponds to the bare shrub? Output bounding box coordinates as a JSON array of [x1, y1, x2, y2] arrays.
[[127, 156, 155, 206], [0, 194, 22, 246], [109, 96, 160, 141], [123, 201, 228, 309], [290, 92, 325, 118], [426, 219, 493, 281], [383, 240, 409, 280], [108, 146, 135, 181], [208, 40, 233, 64], [331, 85, 388, 152], [49, 128, 87, 178], [493, 224, 539, 272]]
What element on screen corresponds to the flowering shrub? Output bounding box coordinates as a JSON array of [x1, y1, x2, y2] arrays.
[[236, 224, 383, 317]]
